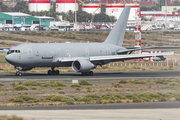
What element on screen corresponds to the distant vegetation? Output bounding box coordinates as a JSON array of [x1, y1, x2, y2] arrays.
[[0, 116, 23, 120], [0, 78, 180, 106]]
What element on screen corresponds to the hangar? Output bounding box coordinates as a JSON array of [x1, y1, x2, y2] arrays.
[[34, 16, 55, 26], [0, 12, 55, 26], [0, 12, 33, 25]]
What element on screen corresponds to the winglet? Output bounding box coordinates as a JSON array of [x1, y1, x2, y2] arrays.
[[104, 5, 131, 46]]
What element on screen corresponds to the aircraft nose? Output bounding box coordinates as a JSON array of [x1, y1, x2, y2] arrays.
[[5, 55, 13, 64], [5, 55, 9, 62], [5, 53, 20, 66]]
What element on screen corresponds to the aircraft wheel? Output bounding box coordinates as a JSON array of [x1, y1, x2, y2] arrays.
[[48, 70, 52, 75], [86, 72, 89, 76], [84, 72, 88, 76], [82, 72, 87, 76], [16, 73, 18, 76], [89, 71, 93, 76], [16, 72, 21, 76], [81, 72, 85, 76], [52, 70, 56, 75], [55, 70, 59, 75]]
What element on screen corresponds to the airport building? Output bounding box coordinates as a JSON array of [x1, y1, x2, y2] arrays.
[[0, 12, 55, 26], [0, 12, 32, 24], [34, 16, 55, 26]]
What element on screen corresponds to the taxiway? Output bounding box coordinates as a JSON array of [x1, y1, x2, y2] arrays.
[[0, 70, 179, 82]]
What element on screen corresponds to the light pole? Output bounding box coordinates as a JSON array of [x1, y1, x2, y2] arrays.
[[165, 0, 167, 30], [75, 0, 77, 31]]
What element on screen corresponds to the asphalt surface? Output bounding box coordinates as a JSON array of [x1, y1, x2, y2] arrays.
[[0, 102, 180, 110], [0, 70, 179, 82], [1, 109, 180, 120]]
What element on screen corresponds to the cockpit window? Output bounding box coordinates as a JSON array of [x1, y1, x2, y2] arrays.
[[7, 50, 21, 55]]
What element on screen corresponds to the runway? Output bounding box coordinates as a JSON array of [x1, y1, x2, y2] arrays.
[[1, 108, 180, 120], [0, 101, 180, 110], [0, 70, 179, 82], [0, 102, 180, 120]]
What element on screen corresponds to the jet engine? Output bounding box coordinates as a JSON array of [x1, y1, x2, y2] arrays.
[[72, 59, 95, 72]]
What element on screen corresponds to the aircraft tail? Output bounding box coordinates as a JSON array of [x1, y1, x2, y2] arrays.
[[20, 21, 24, 27], [104, 5, 131, 46]]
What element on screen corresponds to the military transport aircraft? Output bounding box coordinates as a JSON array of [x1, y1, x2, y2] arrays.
[[5, 6, 173, 76]]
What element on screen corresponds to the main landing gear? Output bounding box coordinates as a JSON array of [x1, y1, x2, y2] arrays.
[[81, 71, 93, 76], [48, 67, 59, 75]]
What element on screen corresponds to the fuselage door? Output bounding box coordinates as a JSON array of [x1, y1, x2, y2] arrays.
[[27, 48, 33, 58]]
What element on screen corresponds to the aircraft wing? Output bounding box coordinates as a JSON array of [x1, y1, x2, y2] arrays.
[[90, 52, 173, 61], [54, 52, 174, 62], [0, 48, 9, 53]]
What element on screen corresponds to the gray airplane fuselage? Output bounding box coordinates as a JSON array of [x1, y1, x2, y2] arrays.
[[4, 6, 172, 76], [5, 43, 127, 68]]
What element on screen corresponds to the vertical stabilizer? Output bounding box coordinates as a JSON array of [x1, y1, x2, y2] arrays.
[[104, 5, 131, 46]]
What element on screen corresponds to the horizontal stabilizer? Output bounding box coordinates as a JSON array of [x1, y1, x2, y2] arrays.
[[117, 47, 154, 54]]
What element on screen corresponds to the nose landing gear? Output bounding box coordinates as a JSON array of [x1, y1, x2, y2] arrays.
[[15, 67, 21, 76], [48, 67, 60, 75]]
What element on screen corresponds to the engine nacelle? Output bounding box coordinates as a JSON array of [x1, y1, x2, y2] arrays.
[[152, 56, 166, 61], [72, 59, 95, 72], [18, 67, 33, 71]]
